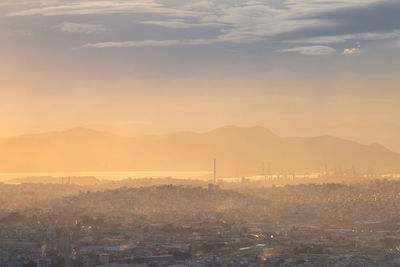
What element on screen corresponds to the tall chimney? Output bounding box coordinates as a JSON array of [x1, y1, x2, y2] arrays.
[[214, 158, 217, 186]]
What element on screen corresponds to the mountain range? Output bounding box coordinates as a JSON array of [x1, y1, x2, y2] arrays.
[[0, 126, 399, 176]]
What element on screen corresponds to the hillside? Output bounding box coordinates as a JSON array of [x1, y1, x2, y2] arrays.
[[0, 126, 399, 176]]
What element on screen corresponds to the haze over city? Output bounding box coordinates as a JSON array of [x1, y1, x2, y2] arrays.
[[2, 1, 400, 266]]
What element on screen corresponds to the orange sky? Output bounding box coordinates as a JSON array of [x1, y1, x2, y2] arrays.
[[1, 0, 400, 151]]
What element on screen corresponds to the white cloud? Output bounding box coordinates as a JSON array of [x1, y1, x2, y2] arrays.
[[342, 42, 361, 55], [280, 46, 336, 55], [57, 22, 106, 34]]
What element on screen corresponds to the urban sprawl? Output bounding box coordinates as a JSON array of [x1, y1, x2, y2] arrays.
[[1, 176, 400, 266]]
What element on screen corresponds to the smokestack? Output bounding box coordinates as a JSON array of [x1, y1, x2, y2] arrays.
[[213, 158, 217, 186]]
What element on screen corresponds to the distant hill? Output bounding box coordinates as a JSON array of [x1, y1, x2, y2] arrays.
[[0, 126, 399, 176]]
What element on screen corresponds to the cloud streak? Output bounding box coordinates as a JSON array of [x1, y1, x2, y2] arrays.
[[82, 38, 223, 48], [140, 20, 222, 29], [280, 46, 336, 56], [6, 1, 198, 17], [57, 22, 106, 34], [82, 40, 182, 48]]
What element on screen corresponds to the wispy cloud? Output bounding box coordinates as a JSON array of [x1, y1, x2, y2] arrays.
[[286, 31, 400, 44], [82, 40, 182, 48], [82, 38, 221, 48], [280, 46, 336, 56], [140, 20, 222, 29], [57, 22, 106, 34], [6, 1, 195, 17], [5, 0, 400, 51]]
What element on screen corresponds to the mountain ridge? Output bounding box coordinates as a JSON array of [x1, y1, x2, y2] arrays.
[[0, 125, 398, 176]]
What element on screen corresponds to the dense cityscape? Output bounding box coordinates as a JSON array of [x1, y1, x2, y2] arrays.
[[3, 0, 400, 266], [1, 177, 400, 266]]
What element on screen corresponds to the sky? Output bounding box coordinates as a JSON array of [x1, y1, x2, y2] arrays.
[[1, 0, 400, 151]]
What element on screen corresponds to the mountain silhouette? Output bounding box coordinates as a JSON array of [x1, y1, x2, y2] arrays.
[[0, 126, 399, 176]]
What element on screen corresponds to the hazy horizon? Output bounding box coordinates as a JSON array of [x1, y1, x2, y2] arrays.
[[2, 0, 400, 152], [0, 124, 399, 177]]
